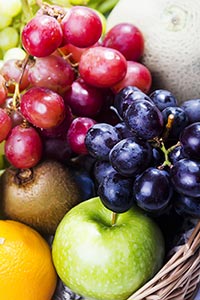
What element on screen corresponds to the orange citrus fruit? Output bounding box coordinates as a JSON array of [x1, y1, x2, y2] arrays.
[[0, 219, 57, 300]]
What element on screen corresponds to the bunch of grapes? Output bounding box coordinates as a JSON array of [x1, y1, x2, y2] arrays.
[[86, 85, 200, 219]]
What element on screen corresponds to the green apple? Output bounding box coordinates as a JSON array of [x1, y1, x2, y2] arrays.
[[52, 196, 165, 300]]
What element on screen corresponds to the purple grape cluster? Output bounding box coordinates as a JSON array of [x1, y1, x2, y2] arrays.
[[85, 86, 200, 218]]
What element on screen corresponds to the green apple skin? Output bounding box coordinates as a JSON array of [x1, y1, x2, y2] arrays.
[[52, 197, 165, 300]]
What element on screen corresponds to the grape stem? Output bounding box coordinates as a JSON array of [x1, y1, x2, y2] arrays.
[[162, 113, 175, 141], [12, 83, 20, 109], [111, 212, 117, 226], [159, 141, 172, 168], [12, 54, 31, 109], [158, 140, 181, 169]]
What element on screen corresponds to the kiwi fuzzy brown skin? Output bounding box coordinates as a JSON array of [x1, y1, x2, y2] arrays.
[[0, 159, 82, 235]]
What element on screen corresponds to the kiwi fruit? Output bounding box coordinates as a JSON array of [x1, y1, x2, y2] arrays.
[[0, 159, 82, 235]]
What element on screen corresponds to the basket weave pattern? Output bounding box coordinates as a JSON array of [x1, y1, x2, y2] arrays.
[[128, 221, 200, 300]]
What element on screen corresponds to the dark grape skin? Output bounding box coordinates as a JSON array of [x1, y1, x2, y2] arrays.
[[151, 148, 164, 167], [179, 122, 200, 160], [181, 99, 200, 124], [109, 137, 152, 177], [93, 160, 116, 186], [168, 145, 187, 165], [133, 167, 173, 214], [149, 89, 177, 111], [98, 171, 134, 213], [124, 99, 164, 140], [174, 194, 200, 218], [170, 158, 200, 197], [84, 123, 121, 160], [114, 86, 152, 118], [162, 106, 189, 139], [71, 169, 96, 201], [114, 122, 135, 139]]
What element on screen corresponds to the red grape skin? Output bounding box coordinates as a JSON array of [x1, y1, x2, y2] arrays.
[[1, 59, 30, 93], [0, 97, 24, 128], [39, 104, 73, 139], [28, 55, 75, 95], [112, 61, 152, 94], [22, 15, 63, 57], [67, 117, 96, 155], [79, 46, 127, 88], [64, 78, 104, 117], [20, 87, 66, 129], [102, 23, 144, 62], [0, 108, 12, 142], [0, 74, 8, 105], [59, 41, 101, 64], [5, 125, 42, 169], [61, 6, 102, 48]]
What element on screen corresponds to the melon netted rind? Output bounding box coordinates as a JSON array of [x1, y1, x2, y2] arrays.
[[107, 0, 200, 104]]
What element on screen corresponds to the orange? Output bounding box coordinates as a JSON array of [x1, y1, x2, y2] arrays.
[[0, 219, 57, 300]]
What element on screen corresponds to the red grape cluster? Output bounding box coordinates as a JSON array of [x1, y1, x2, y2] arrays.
[[0, 3, 150, 170]]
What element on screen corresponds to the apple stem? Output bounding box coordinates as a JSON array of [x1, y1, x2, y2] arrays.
[[111, 212, 117, 226]]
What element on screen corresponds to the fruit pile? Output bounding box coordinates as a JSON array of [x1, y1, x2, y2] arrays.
[[0, 1, 199, 300]]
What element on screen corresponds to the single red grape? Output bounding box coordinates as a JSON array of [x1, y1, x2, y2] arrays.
[[112, 61, 152, 94], [20, 87, 66, 129], [22, 15, 63, 57], [102, 23, 144, 61], [64, 78, 104, 117], [28, 55, 75, 95], [79, 46, 127, 88], [67, 117, 96, 155], [0, 108, 12, 142], [61, 6, 102, 48], [5, 125, 42, 169], [1, 59, 30, 93]]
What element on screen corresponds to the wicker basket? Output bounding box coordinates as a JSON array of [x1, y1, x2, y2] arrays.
[[128, 220, 200, 300]]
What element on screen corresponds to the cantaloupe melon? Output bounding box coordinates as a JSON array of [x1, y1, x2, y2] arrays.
[[107, 0, 200, 103]]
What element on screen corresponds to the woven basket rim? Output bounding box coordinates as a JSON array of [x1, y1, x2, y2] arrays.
[[128, 220, 200, 300]]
